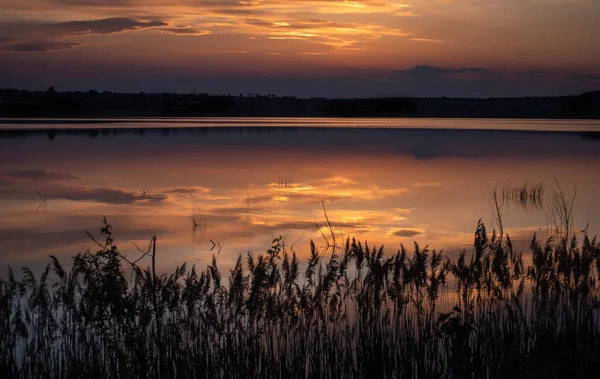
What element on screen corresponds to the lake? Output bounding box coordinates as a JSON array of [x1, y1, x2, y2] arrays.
[[1, 118, 600, 273]]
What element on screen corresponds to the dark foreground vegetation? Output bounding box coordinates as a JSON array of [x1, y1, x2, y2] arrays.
[[1, 88, 599, 118], [1, 217, 600, 379]]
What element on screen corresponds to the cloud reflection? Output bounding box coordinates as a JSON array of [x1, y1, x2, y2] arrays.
[[0, 127, 599, 272]]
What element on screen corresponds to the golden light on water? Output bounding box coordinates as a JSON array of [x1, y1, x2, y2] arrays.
[[1, 123, 599, 273]]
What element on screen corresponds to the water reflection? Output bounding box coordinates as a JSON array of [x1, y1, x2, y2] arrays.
[[0, 124, 599, 273]]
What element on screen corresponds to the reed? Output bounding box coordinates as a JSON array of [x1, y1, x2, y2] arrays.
[[1, 217, 600, 378], [501, 181, 544, 211], [191, 206, 207, 245]]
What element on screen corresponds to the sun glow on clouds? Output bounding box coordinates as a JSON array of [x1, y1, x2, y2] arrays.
[[0, 0, 418, 56], [1, 0, 599, 95]]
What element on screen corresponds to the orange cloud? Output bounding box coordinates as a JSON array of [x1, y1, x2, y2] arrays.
[[1, 0, 599, 81]]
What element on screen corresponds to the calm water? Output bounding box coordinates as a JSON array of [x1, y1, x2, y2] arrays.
[[1, 118, 599, 273]]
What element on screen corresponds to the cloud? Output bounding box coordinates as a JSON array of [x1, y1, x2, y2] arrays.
[[0, 2, 417, 54], [0, 17, 171, 53], [223, 218, 370, 239], [44, 17, 167, 35], [10, 170, 79, 181], [390, 228, 425, 238], [55, 0, 130, 5], [161, 27, 212, 35], [0, 183, 167, 204], [4, 41, 80, 52], [410, 182, 442, 188], [248, 192, 355, 204], [395, 65, 489, 76], [410, 38, 445, 43], [165, 186, 211, 195], [217, 50, 249, 54], [44, 185, 167, 204], [265, 180, 408, 203], [318, 176, 357, 186]]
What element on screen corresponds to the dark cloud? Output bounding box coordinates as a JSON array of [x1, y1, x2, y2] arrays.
[[0, 183, 166, 204], [5, 41, 79, 52], [395, 65, 489, 76], [44, 17, 167, 35], [165, 187, 211, 194], [0, 17, 183, 54], [44, 185, 167, 204], [391, 228, 425, 238], [10, 170, 79, 181], [526, 70, 546, 75], [244, 18, 276, 28]]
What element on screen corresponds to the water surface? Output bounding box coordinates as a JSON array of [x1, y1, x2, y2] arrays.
[[2, 117, 600, 132], [1, 118, 599, 272]]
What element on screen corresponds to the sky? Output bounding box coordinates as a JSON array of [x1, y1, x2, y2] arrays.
[[1, 126, 599, 273], [1, 0, 600, 97]]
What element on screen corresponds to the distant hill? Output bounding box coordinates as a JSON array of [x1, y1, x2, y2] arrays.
[[0, 89, 599, 119]]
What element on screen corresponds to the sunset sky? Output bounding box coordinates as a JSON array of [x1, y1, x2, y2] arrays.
[[1, 0, 600, 97]]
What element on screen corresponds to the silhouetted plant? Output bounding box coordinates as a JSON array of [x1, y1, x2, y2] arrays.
[[1, 217, 600, 378]]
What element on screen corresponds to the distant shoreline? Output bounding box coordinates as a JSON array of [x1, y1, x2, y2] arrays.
[[3, 115, 600, 123], [3, 116, 600, 123], [1, 89, 599, 119]]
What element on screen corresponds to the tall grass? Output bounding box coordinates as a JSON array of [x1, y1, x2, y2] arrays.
[[1, 217, 600, 378]]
